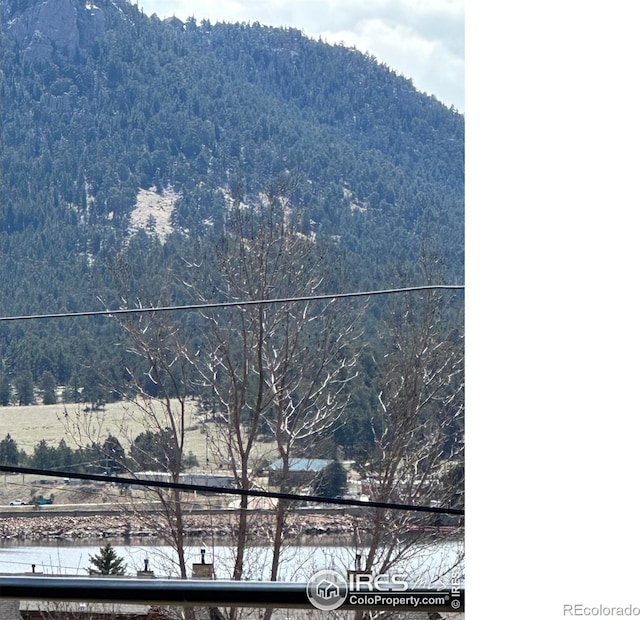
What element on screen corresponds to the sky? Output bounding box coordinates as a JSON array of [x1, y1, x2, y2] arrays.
[[137, 0, 465, 112]]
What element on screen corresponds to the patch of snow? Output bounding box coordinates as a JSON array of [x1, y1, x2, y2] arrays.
[[343, 185, 367, 213], [128, 186, 180, 243], [220, 187, 249, 211], [295, 230, 316, 243]]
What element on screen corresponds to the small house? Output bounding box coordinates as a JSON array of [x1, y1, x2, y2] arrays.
[[267, 458, 332, 487]]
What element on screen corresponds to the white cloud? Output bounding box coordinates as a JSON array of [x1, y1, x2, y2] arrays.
[[138, 0, 464, 111]]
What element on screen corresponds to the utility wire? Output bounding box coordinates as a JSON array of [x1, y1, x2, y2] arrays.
[[0, 284, 464, 323], [0, 284, 464, 517], [0, 465, 464, 516]]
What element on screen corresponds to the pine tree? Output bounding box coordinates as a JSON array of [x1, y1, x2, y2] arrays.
[[312, 461, 348, 498], [0, 375, 11, 406], [87, 543, 128, 575], [39, 370, 57, 405], [0, 434, 20, 466], [14, 372, 34, 406]]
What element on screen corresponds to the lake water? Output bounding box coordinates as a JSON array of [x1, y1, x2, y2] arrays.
[[0, 538, 464, 586]]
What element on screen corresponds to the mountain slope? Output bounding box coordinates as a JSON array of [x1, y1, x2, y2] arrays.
[[0, 0, 464, 399]]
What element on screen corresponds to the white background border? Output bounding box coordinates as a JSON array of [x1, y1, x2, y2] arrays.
[[468, 1, 640, 617]]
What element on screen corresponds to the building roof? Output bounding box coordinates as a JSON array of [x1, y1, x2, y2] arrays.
[[20, 600, 154, 614], [268, 458, 333, 472]]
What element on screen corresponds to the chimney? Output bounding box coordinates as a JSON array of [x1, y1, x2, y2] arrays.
[[136, 558, 156, 579], [192, 548, 213, 579]]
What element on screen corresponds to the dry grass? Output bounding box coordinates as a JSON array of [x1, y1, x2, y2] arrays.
[[2, 402, 125, 450], [1, 400, 194, 454], [0, 399, 278, 473]]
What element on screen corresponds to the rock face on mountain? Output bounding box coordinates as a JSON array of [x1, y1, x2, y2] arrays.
[[3, 0, 105, 60]]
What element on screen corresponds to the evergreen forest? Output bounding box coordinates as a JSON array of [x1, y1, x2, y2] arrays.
[[0, 0, 464, 468]]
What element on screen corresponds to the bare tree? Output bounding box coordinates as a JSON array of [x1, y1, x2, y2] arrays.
[[262, 293, 360, 586], [186, 194, 362, 618], [114, 307, 197, 580], [356, 283, 464, 588], [62, 294, 205, 620]]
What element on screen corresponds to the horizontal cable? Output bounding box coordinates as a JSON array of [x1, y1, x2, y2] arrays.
[[0, 284, 464, 322], [0, 465, 464, 516]]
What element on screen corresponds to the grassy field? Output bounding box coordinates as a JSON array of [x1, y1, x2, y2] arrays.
[[0, 400, 278, 470], [1, 400, 197, 456]]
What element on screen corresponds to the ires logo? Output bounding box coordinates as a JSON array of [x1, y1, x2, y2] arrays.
[[307, 570, 409, 611], [306, 570, 348, 611], [348, 572, 409, 592]]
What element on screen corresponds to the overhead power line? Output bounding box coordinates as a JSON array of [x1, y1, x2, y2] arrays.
[[0, 465, 464, 516], [0, 284, 464, 323]]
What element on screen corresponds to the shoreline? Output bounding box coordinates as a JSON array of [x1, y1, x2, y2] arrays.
[[0, 512, 461, 544]]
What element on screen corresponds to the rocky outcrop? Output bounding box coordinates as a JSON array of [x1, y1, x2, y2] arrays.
[[3, 0, 105, 61]]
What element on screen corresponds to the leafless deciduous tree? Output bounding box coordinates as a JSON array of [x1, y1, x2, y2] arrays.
[[185, 196, 363, 619], [62, 298, 205, 620], [115, 307, 197, 580], [355, 282, 464, 587]]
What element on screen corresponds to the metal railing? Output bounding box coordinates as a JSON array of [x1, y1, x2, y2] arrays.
[[0, 577, 464, 612]]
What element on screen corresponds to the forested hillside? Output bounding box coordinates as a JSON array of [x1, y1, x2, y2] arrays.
[[0, 0, 464, 463]]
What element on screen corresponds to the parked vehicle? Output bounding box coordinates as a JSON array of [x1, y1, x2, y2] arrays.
[[36, 498, 53, 505], [9, 499, 27, 506]]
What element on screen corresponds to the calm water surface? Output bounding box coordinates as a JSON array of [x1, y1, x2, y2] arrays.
[[0, 538, 464, 586]]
